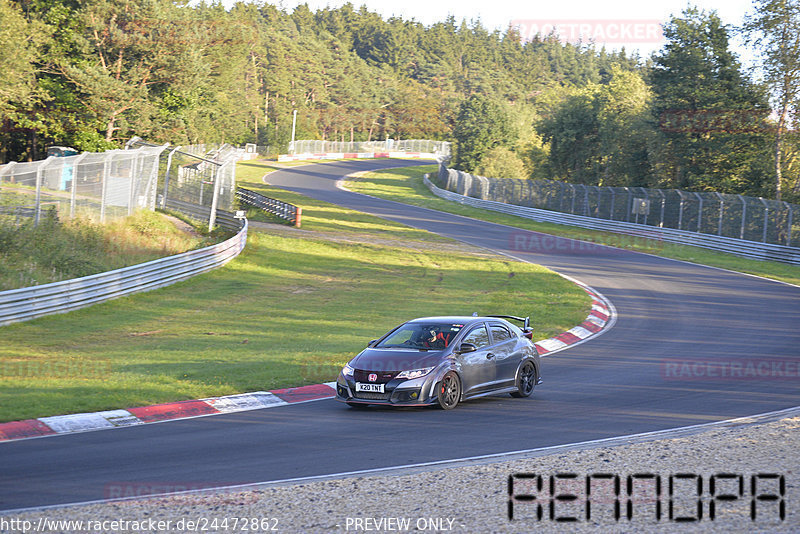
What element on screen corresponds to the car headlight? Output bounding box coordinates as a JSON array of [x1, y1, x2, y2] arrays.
[[342, 363, 355, 377], [397, 367, 435, 380]]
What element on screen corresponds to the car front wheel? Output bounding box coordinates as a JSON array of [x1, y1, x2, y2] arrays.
[[437, 371, 461, 410], [511, 361, 536, 398]]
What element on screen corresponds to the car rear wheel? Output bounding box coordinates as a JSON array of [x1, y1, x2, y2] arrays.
[[511, 361, 536, 398], [437, 371, 461, 410]]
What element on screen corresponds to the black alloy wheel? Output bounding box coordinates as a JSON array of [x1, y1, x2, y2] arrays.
[[511, 361, 536, 398], [437, 371, 461, 410]]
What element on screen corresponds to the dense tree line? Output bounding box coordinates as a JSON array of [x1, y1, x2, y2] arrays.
[[0, 1, 797, 201]]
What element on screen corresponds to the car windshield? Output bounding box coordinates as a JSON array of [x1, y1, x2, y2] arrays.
[[376, 323, 464, 350]]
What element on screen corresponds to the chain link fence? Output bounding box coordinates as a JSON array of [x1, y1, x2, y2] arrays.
[[0, 146, 165, 225], [0, 139, 253, 230], [290, 139, 451, 157], [435, 164, 800, 247]]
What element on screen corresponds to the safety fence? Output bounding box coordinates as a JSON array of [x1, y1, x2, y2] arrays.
[[0, 219, 247, 327], [0, 145, 165, 225], [0, 138, 256, 326], [236, 187, 301, 227], [435, 165, 800, 249], [426, 172, 800, 265], [289, 139, 451, 157]]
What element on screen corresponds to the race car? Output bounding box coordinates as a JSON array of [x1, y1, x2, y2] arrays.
[[335, 315, 541, 410]]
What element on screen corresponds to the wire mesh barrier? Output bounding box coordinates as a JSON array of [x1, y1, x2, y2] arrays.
[[126, 138, 249, 230], [0, 146, 166, 225], [289, 139, 451, 158], [429, 167, 800, 264], [435, 164, 800, 249], [236, 187, 301, 227], [0, 138, 254, 326]]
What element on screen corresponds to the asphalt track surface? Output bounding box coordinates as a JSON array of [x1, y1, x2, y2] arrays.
[[2, 159, 799, 511]]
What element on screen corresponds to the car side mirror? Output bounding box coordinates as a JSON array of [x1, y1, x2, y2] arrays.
[[457, 343, 477, 354], [367, 339, 378, 347]]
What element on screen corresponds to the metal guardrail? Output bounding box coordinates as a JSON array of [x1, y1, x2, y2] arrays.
[[236, 187, 301, 227], [0, 220, 247, 327], [424, 175, 800, 265], [165, 199, 242, 232]]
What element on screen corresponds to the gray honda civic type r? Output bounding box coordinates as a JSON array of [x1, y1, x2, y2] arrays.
[[335, 315, 541, 410]]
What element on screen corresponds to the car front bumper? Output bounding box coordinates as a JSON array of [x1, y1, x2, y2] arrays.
[[335, 373, 440, 406]]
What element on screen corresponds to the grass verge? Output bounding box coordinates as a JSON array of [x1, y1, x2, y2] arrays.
[[345, 165, 800, 287], [0, 161, 590, 422], [0, 210, 219, 291]]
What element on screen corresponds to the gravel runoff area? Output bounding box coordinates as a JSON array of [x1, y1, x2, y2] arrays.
[[2, 408, 797, 534]]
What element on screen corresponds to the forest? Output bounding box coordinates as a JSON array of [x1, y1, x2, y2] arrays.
[[1, 0, 798, 201]]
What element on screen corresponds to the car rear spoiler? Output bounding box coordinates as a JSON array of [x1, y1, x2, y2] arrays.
[[487, 315, 532, 338]]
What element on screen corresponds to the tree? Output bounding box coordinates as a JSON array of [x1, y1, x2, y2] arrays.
[[742, 0, 800, 200], [475, 146, 527, 179], [452, 94, 516, 172], [650, 7, 772, 195], [0, 0, 41, 116]]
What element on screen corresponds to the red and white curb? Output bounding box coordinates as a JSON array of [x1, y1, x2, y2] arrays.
[[534, 281, 614, 357], [0, 288, 614, 444], [0, 383, 337, 443], [277, 151, 436, 162]]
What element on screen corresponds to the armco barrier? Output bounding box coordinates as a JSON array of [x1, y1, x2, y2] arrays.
[[236, 187, 301, 227], [424, 175, 800, 265], [0, 219, 247, 327]]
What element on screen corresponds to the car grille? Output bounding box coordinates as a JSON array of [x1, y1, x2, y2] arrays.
[[354, 391, 391, 400], [353, 369, 399, 384]]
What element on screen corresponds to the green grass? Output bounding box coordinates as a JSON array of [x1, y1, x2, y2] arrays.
[[0, 210, 219, 291], [345, 165, 800, 287], [0, 161, 590, 422]]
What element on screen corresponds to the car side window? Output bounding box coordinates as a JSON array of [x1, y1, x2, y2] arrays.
[[490, 324, 513, 343], [462, 325, 490, 348]]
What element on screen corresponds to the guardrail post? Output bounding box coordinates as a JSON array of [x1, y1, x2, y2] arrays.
[[694, 192, 703, 233], [677, 190, 688, 230], [100, 153, 113, 223], [128, 150, 139, 215], [34, 157, 57, 226], [162, 145, 181, 209], [208, 164, 222, 230], [70, 153, 89, 218], [738, 195, 747, 240]]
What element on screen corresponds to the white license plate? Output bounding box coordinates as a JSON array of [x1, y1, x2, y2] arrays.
[[355, 382, 385, 393]]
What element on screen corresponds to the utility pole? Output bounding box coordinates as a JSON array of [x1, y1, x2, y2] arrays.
[[290, 109, 298, 155]]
